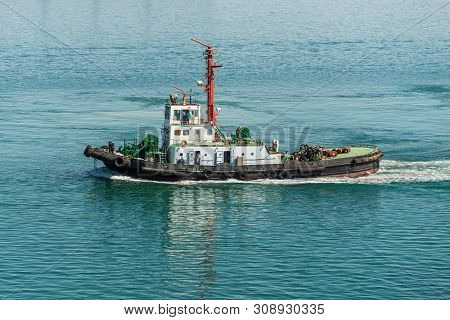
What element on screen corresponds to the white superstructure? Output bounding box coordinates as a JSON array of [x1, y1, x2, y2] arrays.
[[161, 100, 282, 167]]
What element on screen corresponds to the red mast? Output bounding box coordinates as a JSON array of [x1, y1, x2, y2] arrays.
[[191, 38, 222, 125]]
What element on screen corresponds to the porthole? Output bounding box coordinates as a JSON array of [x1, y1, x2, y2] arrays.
[[241, 153, 245, 156], [179, 153, 183, 156], [251, 152, 254, 156]]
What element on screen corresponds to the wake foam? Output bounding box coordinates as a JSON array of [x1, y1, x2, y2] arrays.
[[87, 160, 450, 185]]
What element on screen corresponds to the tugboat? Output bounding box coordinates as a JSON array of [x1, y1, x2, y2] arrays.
[[84, 38, 383, 181]]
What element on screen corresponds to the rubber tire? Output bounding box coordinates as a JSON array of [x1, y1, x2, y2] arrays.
[[114, 157, 125, 168]]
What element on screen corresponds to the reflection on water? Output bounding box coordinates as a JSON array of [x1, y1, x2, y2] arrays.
[[85, 180, 290, 298], [153, 183, 384, 298], [161, 187, 222, 299], [158, 185, 284, 298]]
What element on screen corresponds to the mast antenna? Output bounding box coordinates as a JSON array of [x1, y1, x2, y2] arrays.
[[191, 38, 222, 125]]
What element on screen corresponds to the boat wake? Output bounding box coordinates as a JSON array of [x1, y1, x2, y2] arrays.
[[88, 160, 450, 185]]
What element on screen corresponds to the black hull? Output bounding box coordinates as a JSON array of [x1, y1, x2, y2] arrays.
[[84, 146, 383, 181]]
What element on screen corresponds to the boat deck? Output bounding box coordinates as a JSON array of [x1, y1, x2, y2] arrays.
[[333, 146, 379, 160]]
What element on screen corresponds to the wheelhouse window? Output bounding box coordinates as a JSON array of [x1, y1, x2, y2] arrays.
[[194, 129, 200, 135], [174, 110, 181, 121], [182, 110, 190, 123], [183, 130, 190, 136], [174, 129, 181, 136], [207, 128, 213, 135]]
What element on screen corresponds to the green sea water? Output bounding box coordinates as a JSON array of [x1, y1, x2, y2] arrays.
[[0, 0, 449, 299]]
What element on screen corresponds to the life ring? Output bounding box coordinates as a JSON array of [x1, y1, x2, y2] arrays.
[[181, 140, 187, 147]]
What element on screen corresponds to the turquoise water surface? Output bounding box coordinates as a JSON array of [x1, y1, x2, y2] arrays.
[[0, 0, 449, 299]]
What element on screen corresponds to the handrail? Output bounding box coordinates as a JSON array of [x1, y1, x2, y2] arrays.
[[215, 126, 226, 142]]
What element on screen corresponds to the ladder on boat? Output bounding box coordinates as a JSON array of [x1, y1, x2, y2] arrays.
[[215, 126, 226, 142], [159, 152, 167, 163]]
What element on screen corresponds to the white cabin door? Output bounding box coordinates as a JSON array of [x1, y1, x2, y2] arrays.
[[215, 151, 224, 165], [188, 151, 195, 165]]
